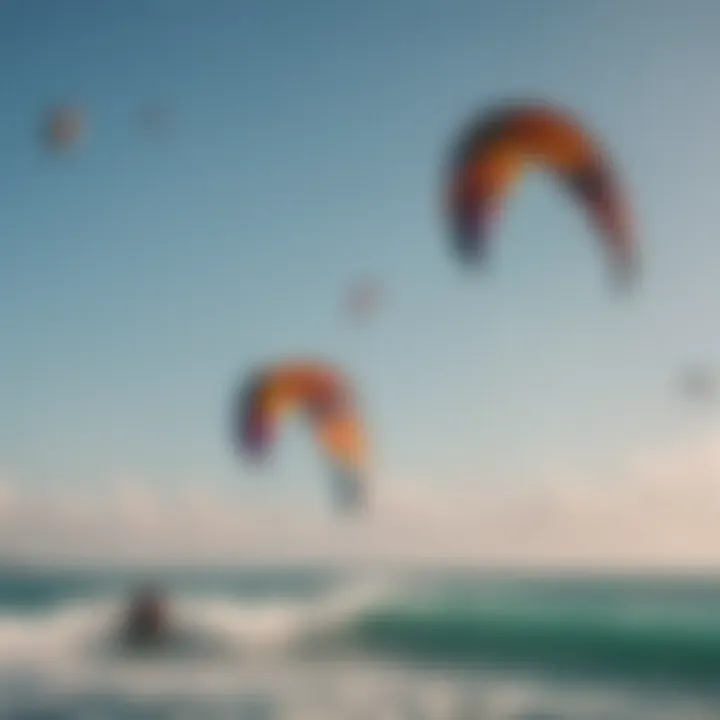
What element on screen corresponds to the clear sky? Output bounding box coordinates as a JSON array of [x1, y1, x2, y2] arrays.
[[2, 0, 720, 512]]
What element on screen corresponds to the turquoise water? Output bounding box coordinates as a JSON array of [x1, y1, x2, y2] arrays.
[[2, 566, 720, 718]]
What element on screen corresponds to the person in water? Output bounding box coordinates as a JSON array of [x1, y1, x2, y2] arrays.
[[120, 584, 170, 646]]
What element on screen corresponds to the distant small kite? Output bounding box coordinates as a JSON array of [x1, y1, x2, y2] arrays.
[[679, 365, 718, 402], [41, 105, 85, 152], [138, 105, 173, 139], [345, 278, 385, 322]]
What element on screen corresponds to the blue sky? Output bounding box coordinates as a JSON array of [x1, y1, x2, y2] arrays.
[[1, 0, 720, 508]]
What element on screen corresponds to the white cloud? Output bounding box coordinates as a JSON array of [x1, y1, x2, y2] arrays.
[[3, 424, 720, 568]]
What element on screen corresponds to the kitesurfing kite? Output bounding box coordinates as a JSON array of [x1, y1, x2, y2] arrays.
[[232, 360, 369, 513], [445, 100, 638, 286]]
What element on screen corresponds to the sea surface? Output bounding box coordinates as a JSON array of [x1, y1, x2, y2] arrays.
[[1, 565, 720, 718]]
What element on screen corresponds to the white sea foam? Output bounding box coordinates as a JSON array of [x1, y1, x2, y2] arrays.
[[0, 579, 718, 718], [0, 576, 396, 694]]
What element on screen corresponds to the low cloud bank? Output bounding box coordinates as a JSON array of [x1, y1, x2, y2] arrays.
[[3, 425, 720, 568]]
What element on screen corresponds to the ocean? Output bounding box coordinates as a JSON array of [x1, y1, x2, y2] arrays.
[[1, 565, 720, 719]]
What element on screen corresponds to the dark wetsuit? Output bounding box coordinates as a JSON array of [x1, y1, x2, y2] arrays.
[[122, 589, 168, 646]]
